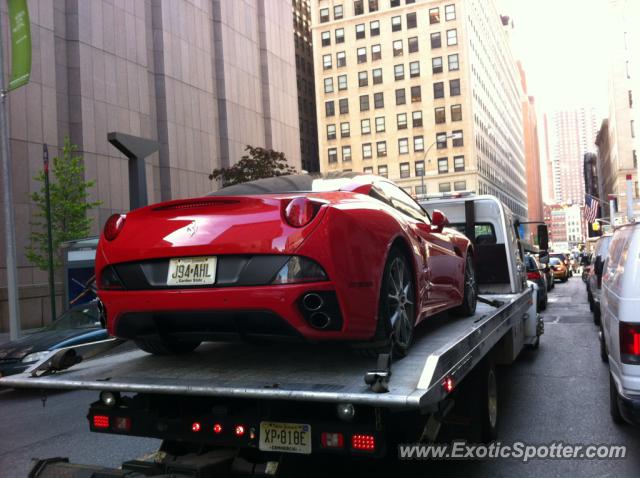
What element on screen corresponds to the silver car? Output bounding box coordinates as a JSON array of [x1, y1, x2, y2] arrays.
[[588, 235, 612, 325]]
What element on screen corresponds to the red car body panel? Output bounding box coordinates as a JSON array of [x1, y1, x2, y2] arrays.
[[96, 177, 472, 343]]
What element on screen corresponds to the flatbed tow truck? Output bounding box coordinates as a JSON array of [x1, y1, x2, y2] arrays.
[[0, 194, 546, 477]]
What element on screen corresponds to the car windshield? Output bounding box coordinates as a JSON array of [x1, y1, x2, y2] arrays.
[[208, 173, 366, 196], [549, 258, 562, 266], [45, 304, 101, 331], [525, 255, 538, 271]]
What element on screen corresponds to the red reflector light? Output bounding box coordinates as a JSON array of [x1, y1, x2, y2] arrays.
[[93, 415, 110, 429], [620, 322, 640, 360], [113, 417, 131, 432], [443, 376, 455, 393], [104, 214, 126, 241], [284, 197, 317, 228], [321, 432, 344, 449], [527, 272, 542, 280], [235, 425, 245, 437], [351, 434, 375, 451], [192, 422, 202, 432], [213, 423, 223, 434]]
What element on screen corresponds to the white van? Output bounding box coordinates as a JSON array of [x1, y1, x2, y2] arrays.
[[600, 223, 640, 425]]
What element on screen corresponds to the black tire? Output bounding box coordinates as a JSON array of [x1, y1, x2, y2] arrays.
[[593, 306, 601, 326], [468, 361, 499, 442], [588, 291, 594, 312], [135, 337, 201, 355], [599, 327, 608, 363], [561, 277, 568, 283], [539, 295, 547, 311], [610, 373, 625, 425], [452, 253, 478, 317], [362, 248, 416, 358]]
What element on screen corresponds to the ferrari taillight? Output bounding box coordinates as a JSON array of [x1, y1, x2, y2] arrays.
[[284, 197, 318, 228], [104, 214, 126, 241]]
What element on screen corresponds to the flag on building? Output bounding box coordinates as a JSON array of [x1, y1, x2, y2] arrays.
[[584, 195, 599, 223]]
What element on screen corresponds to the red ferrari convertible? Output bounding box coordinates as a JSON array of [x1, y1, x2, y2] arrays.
[[96, 174, 477, 356]]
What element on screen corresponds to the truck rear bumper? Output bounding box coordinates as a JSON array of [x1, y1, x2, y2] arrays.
[[617, 392, 640, 426]]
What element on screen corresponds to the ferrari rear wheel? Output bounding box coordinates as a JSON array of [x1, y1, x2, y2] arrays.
[[452, 253, 478, 317], [135, 337, 201, 355]]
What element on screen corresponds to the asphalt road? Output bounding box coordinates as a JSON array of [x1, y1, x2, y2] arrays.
[[0, 276, 639, 476]]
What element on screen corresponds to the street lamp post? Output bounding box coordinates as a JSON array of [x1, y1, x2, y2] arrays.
[[418, 132, 462, 198]]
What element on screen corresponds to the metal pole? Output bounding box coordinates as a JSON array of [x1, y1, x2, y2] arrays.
[[609, 195, 616, 227], [0, 15, 21, 340], [43, 144, 56, 321], [626, 174, 634, 221]]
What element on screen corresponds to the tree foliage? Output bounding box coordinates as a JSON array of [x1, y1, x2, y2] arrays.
[[26, 137, 101, 271], [209, 145, 296, 186]]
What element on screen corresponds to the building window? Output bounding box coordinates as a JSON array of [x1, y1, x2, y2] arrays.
[[364, 166, 374, 173], [325, 100, 335, 116], [429, 7, 440, 24], [451, 104, 462, 121], [454, 155, 465, 172], [334, 5, 344, 19], [444, 4, 456, 21], [394, 64, 405, 80], [370, 20, 380, 36], [452, 130, 463, 146], [324, 77, 334, 93], [341, 122, 350, 138], [415, 161, 425, 177], [396, 88, 406, 105], [335, 28, 345, 43], [323, 54, 332, 70], [342, 145, 352, 162], [393, 40, 403, 57], [339, 98, 349, 114], [411, 85, 421, 102], [354, 0, 364, 15], [406, 12, 417, 29], [361, 118, 371, 134], [320, 8, 330, 23], [450, 79, 461, 96], [436, 133, 447, 149], [447, 29, 458, 46], [377, 141, 387, 157], [369, 0, 379, 12], [336, 51, 346, 67], [357, 47, 367, 63], [431, 32, 442, 49], [432, 57, 443, 74], [629, 90, 634, 108], [358, 71, 368, 87], [433, 82, 444, 99], [321, 31, 331, 46], [375, 116, 385, 132], [415, 184, 425, 195], [359, 94, 370, 111], [378, 165, 388, 177], [409, 61, 420, 78], [390, 0, 400, 6], [435, 107, 446, 124], [372, 67, 383, 84], [338, 74, 348, 91], [448, 53, 459, 70], [356, 23, 366, 40], [454, 180, 466, 191], [408, 37, 419, 53], [439, 182, 451, 193], [398, 138, 409, 154], [632, 120, 636, 138], [328, 148, 338, 163], [374, 92, 384, 108], [391, 16, 401, 32], [412, 110, 423, 127], [371, 44, 382, 61], [397, 113, 408, 129], [414, 136, 424, 152], [327, 124, 336, 140], [363, 143, 372, 159], [438, 157, 449, 173], [400, 162, 410, 178]]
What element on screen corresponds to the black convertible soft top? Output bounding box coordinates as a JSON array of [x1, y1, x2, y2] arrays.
[[208, 173, 362, 196]]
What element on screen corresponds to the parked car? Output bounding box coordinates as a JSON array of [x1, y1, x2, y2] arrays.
[[96, 174, 478, 357], [525, 254, 547, 311], [550, 253, 572, 277], [587, 235, 613, 325], [0, 302, 105, 377], [537, 254, 554, 291], [549, 257, 569, 282], [600, 223, 640, 426]]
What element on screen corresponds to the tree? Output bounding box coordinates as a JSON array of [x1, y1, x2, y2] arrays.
[[209, 145, 296, 186], [26, 137, 101, 271]]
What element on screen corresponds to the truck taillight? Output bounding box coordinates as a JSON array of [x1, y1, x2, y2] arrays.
[[93, 415, 110, 429], [351, 434, 375, 452], [321, 432, 344, 449], [620, 322, 640, 364], [113, 417, 131, 432]]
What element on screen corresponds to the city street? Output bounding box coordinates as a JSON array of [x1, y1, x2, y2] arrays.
[[1, 277, 639, 477]]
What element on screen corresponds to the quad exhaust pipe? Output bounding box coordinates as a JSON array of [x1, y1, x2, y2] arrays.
[[309, 312, 331, 330], [300, 292, 340, 330], [302, 293, 324, 311]]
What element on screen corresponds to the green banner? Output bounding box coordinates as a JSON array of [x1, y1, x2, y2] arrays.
[[7, 0, 31, 91]]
